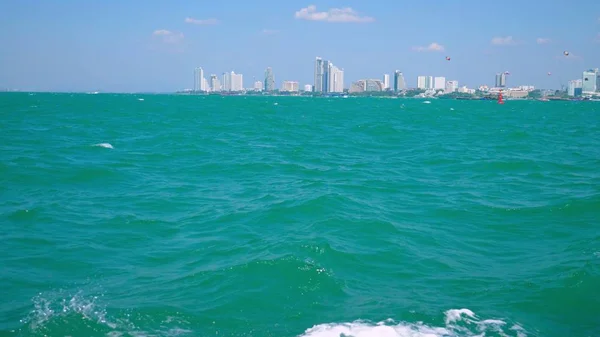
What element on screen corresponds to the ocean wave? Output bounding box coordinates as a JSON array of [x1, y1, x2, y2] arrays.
[[300, 309, 528, 337]]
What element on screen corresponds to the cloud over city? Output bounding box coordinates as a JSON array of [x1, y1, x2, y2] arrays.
[[412, 42, 445, 52], [152, 30, 184, 44], [491, 36, 516, 45], [294, 5, 374, 23]]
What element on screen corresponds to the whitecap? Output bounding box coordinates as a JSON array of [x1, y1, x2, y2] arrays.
[[299, 309, 527, 337], [138, 98, 144, 101], [93, 143, 114, 149]]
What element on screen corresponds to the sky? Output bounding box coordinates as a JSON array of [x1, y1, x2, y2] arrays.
[[0, 0, 599, 92]]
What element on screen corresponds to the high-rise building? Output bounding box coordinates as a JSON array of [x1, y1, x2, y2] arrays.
[[222, 72, 231, 91], [445, 80, 458, 93], [417, 76, 427, 89], [304, 84, 312, 92], [383, 74, 390, 90], [202, 78, 209, 92], [425, 76, 434, 89], [210, 74, 220, 92], [254, 81, 263, 91], [394, 71, 406, 92], [567, 79, 583, 97], [495, 73, 506, 88], [282, 81, 299, 92], [228, 71, 243, 91], [328, 64, 344, 93], [582, 69, 598, 94], [314, 57, 324, 92], [194, 67, 206, 92], [314, 57, 343, 93], [434, 77, 446, 90], [264, 67, 275, 92]]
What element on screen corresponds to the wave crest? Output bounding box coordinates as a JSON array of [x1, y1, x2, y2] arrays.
[[300, 309, 528, 337]]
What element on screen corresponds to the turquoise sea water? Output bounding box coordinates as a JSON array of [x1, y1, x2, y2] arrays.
[[1, 93, 599, 337]]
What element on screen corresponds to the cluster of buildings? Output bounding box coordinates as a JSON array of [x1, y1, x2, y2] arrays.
[[567, 69, 600, 97], [193, 67, 243, 92], [193, 59, 599, 99]]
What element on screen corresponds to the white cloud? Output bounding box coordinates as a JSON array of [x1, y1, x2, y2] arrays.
[[294, 5, 374, 23], [536, 37, 551, 44], [262, 29, 279, 35], [412, 42, 445, 52], [152, 30, 184, 44], [491, 36, 516, 45], [185, 17, 219, 25]]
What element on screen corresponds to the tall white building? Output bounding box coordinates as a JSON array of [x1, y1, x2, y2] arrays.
[[417, 76, 426, 89], [194, 67, 206, 92], [434, 77, 446, 90], [425, 76, 434, 89], [328, 64, 344, 93], [222, 71, 243, 91], [254, 81, 263, 91], [282, 81, 299, 92], [210, 74, 220, 92], [582, 69, 598, 94], [417, 76, 435, 89], [445, 80, 458, 93], [304, 84, 312, 92], [495, 73, 506, 88], [383, 74, 390, 90], [222, 72, 231, 91], [314, 57, 344, 93], [232, 72, 243, 91], [394, 71, 406, 92], [568, 79, 582, 96]]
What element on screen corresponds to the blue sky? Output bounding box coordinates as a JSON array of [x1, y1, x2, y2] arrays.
[[0, 0, 599, 92]]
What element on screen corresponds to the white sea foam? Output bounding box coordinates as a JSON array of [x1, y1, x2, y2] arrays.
[[93, 143, 114, 149], [299, 309, 528, 337]]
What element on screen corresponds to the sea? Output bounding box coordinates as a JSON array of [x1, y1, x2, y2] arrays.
[[1, 93, 598, 337]]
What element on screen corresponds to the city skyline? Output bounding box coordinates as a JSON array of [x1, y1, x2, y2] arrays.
[[1, 1, 599, 92]]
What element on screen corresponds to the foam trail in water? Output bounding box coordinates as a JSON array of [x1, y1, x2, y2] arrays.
[[299, 309, 528, 337], [93, 143, 114, 149]]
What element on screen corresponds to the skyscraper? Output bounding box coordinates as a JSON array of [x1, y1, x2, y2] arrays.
[[582, 69, 598, 94], [222, 72, 231, 91], [210, 75, 221, 92], [328, 64, 344, 93], [314, 57, 325, 93], [314, 57, 343, 93], [417, 76, 427, 89], [383, 74, 390, 90], [495, 73, 506, 88], [394, 71, 406, 92], [194, 67, 206, 92], [425, 76, 433, 89], [264, 67, 275, 92], [254, 81, 264, 91], [230, 71, 243, 91], [434, 77, 446, 90]]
